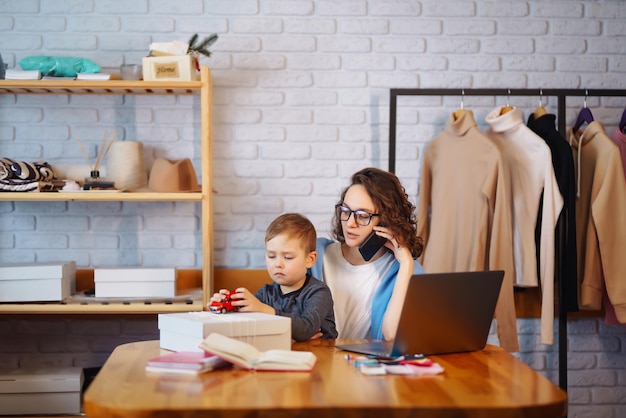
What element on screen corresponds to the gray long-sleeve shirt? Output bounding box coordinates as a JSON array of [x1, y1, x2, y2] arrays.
[[254, 274, 338, 341]]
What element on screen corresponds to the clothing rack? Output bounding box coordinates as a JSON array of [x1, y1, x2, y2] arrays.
[[388, 87, 626, 394]]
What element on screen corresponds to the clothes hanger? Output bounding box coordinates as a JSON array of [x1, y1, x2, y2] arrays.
[[619, 107, 626, 134], [500, 89, 513, 115], [534, 88, 547, 118], [572, 90, 594, 132], [453, 89, 466, 120]]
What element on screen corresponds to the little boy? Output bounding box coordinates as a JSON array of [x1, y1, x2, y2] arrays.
[[209, 213, 338, 341]]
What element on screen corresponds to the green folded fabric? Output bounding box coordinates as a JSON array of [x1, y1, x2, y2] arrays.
[[19, 55, 101, 77]]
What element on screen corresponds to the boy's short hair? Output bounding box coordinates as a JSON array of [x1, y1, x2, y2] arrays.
[[265, 213, 317, 254]]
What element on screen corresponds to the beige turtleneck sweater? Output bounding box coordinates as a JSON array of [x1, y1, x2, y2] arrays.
[[568, 121, 626, 322], [417, 110, 519, 352]]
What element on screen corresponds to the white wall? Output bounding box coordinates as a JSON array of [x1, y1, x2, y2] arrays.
[[1, 1, 626, 416]]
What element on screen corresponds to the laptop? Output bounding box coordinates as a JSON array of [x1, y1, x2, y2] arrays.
[[335, 270, 504, 358]]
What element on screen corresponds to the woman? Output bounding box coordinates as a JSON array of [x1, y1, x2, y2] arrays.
[[310, 167, 424, 341]]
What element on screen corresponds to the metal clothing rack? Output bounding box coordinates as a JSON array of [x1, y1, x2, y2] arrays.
[[388, 88, 626, 393]]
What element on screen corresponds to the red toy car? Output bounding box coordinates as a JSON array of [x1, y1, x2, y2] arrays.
[[209, 290, 239, 314]]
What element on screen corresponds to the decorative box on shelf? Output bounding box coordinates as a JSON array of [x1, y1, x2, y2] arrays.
[[0, 262, 76, 302], [142, 55, 199, 81], [158, 311, 291, 352], [0, 367, 83, 415], [94, 268, 176, 298]]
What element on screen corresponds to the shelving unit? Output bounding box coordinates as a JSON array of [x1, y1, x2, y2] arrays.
[[0, 67, 214, 314]]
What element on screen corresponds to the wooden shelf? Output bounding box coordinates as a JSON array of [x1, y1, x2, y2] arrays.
[[0, 269, 205, 315], [0, 67, 214, 315], [0, 79, 202, 95], [0, 299, 203, 314], [0, 191, 203, 202]]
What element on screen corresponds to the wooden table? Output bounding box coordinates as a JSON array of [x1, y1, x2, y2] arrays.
[[83, 339, 567, 418]]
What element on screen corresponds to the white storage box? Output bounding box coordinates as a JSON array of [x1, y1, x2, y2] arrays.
[[0, 262, 76, 302], [94, 268, 176, 298], [158, 311, 291, 352], [0, 367, 83, 415], [142, 55, 199, 81]]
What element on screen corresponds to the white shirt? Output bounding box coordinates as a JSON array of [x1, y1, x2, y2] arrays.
[[322, 242, 395, 339], [485, 106, 563, 345]]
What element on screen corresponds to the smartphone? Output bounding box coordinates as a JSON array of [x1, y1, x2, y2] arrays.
[[358, 231, 388, 261]]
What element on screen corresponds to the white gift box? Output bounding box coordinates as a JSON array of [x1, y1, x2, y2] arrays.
[[158, 311, 291, 352], [142, 55, 199, 81], [94, 268, 176, 298], [0, 367, 83, 415], [0, 262, 75, 302]]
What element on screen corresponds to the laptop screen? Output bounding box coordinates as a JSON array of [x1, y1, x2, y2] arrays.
[[336, 270, 504, 357]]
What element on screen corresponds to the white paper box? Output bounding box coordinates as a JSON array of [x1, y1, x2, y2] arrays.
[[95, 268, 176, 298], [142, 55, 199, 81], [0, 367, 83, 415], [158, 312, 291, 352], [0, 262, 76, 302]]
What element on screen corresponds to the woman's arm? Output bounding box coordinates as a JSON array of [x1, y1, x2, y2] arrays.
[[380, 246, 414, 340]]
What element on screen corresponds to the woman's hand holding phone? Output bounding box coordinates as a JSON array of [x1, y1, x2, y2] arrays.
[[358, 230, 388, 261]]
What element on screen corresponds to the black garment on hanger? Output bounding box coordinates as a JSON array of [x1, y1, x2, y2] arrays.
[[527, 113, 579, 312]]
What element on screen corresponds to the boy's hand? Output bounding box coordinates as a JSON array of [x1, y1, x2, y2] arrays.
[[232, 287, 275, 315], [309, 331, 323, 340], [208, 288, 230, 304]]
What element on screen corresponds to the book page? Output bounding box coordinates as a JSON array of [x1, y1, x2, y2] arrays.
[[199, 333, 262, 369], [199, 333, 316, 371]]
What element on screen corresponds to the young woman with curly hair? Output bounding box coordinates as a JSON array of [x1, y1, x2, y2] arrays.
[[309, 167, 424, 341]]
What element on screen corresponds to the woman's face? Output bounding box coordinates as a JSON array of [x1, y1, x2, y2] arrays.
[[339, 184, 380, 247]]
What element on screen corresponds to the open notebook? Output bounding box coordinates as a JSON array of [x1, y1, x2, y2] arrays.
[[335, 270, 504, 358]]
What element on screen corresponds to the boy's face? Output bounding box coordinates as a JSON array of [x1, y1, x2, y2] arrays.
[[265, 233, 316, 291]]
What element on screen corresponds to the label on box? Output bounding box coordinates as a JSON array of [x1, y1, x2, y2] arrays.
[[154, 61, 180, 79], [143, 55, 198, 81]]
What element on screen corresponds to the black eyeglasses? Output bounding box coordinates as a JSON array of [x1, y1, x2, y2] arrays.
[[335, 204, 380, 226]]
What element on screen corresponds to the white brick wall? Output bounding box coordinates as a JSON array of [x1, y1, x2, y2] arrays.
[[1, 1, 626, 415]]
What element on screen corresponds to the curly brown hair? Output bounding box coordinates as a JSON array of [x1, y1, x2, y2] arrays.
[[331, 167, 423, 259]]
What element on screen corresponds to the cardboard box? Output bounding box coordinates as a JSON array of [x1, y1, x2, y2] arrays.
[[158, 311, 291, 352], [142, 55, 199, 81], [0, 367, 83, 415], [94, 268, 176, 298], [0, 262, 76, 302]]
